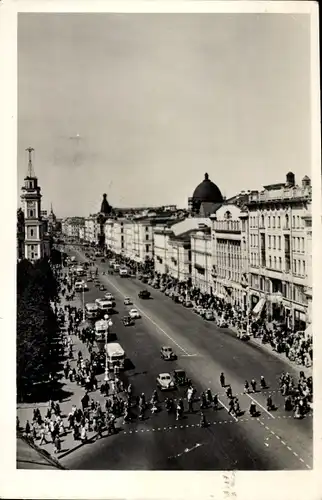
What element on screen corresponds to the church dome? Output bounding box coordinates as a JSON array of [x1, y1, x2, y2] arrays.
[[192, 173, 223, 203]]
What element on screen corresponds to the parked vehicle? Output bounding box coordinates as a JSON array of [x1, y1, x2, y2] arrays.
[[204, 309, 214, 321]]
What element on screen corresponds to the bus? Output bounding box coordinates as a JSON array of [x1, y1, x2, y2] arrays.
[[106, 342, 125, 370], [119, 268, 128, 277], [85, 302, 99, 319], [95, 319, 110, 340], [95, 298, 113, 314]]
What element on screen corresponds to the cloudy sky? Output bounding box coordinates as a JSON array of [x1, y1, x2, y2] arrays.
[[17, 13, 311, 217]]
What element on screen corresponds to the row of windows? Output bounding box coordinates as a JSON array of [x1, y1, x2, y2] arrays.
[[250, 234, 306, 253], [216, 268, 241, 282], [250, 252, 307, 276], [249, 213, 304, 230]]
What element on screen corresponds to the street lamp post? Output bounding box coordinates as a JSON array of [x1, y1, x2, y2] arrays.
[[104, 315, 113, 381], [82, 284, 85, 322]]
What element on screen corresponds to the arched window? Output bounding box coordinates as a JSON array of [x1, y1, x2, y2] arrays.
[[285, 214, 289, 229], [224, 211, 232, 220]]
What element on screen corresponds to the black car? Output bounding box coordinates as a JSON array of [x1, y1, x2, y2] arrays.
[[122, 316, 134, 326], [138, 290, 151, 299], [173, 369, 189, 386]]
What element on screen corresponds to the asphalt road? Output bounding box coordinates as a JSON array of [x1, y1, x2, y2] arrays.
[[60, 247, 313, 471]]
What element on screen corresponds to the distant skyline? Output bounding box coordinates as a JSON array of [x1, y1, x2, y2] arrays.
[[18, 13, 311, 217]]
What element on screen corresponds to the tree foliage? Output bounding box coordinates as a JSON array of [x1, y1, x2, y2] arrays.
[[17, 258, 60, 402]]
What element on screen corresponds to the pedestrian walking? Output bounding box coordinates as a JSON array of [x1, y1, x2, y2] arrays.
[[220, 372, 225, 387]]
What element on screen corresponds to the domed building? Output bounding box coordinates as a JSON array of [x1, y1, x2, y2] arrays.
[[188, 173, 224, 216]]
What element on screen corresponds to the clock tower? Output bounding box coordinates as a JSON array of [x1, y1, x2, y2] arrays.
[[20, 147, 50, 261]]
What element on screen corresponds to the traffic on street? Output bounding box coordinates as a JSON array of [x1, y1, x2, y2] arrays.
[[58, 243, 313, 471]]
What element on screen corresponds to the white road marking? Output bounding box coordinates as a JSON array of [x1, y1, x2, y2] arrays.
[[103, 274, 193, 356], [246, 393, 275, 419], [281, 440, 286, 446], [218, 397, 238, 422], [287, 446, 292, 451]]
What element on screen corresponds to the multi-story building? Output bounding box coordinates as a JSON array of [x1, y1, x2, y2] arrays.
[[245, 172, 312, 331], [211, 204, 247, 307], [19, 148, 50, 261], [105, 211, 182, 263], [154, 218, 211, 280], [61, 217, 85, 239], [190, 225, 212, 292], [84, 215, 98, 244]]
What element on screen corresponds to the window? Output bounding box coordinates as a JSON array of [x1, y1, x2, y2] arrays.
[[261, 215, 264, 227], [268, 235, 271, 248], [292, 216, 295, 227], [146, 244, 150, 253], [30, 229, 34, 237], [298, 260, 301, 275], [285, 214, 289, 229], [145, 226, 149, 232], [273, 236, 276, 249], [29, 209, 34, 217], [272, 216, 276, 228], [31, 245, 34, 250], [31, 252, 34, 259], [303, 260, 306, 276], [279, 257, 282, 270], [277, 216, 281, 228], [274, 256, 277, 268], [297, 216, 300, 228], [145, 234, 149, 241], [301, 238, 305, 252], [293, 259, 297, 273], [278, 236, 281, 250], [269, 256, 272, 268], [268, 216, 271, 228]]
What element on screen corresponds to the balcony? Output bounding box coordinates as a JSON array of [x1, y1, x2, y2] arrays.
[[214, 220, 241, 233]]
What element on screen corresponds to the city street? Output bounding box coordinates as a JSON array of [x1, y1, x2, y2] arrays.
[[61, 247, 313, 471]]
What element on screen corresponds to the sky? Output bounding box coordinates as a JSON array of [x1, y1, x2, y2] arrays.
[[17, 13, 311, 217]]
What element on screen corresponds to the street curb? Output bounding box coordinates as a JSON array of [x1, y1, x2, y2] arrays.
[[58, 432, 99, 459]]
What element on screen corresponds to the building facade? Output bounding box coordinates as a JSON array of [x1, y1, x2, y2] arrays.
[[211, 204, 246, 306], [190, 226, 212, 292], [245, 172, 312, 330], [19, 148, 50, 261]]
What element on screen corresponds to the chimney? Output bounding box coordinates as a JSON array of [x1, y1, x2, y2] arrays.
[[286, 172, 295, 187]]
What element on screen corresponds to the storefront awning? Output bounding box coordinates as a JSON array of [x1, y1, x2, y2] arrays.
[[252, 298, 266, 316]]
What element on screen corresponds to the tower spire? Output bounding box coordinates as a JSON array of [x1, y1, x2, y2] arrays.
[[25, 147, 35, 177]]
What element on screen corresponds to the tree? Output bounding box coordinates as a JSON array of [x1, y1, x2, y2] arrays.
[[16, 258, 60, 402]]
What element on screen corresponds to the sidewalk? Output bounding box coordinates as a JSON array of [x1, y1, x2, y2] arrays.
[[17, 276, 124, 461], [229, 325, 313, 378]]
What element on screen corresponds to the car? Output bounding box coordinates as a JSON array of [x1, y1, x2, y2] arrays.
[[193, 305, 202, 314], [204, 310, 214, 321], [129, 308, 140, 319], [160, 346, 177, 360], [122, 316, 134, 327], [156, 373, 175, 391], [173, 369, 189, 386], [138, 290, 151, 299], [87, 276, 93, 282], [217, 318, 228, 328], [124, 297, 132, 306], [99, 284, 106, 291], [105, 292, 115, 301], [141, 277, 148, 284]]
